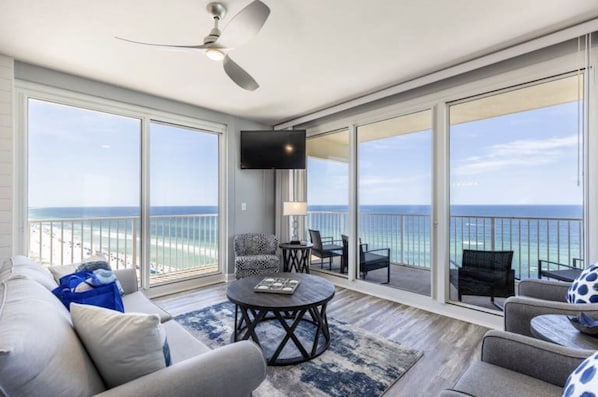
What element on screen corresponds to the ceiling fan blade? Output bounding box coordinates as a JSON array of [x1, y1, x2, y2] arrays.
[[115, 36, 210, 51], [223, 55, 259, 91], [218, 0, 270, 49]]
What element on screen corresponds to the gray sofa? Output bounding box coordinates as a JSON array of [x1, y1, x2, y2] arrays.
[[0, 256, 266, 397], [504, 278, 598, 337], [440, 330, 592, 397]]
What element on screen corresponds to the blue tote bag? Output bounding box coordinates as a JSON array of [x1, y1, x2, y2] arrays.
[[52, 270, 124, 312]]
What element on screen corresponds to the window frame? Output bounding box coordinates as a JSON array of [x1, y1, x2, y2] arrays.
[[14, 81, 227, 290]]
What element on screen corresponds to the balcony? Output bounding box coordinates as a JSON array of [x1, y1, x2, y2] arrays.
[[28, 213, 219, 284], [306, 210, 583, 300]]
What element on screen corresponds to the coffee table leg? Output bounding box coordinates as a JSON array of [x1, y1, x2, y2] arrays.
[[270, 309, 310, 363]]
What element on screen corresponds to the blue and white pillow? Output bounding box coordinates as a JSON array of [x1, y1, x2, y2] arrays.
[[564, 351, 598, 397], [567, 264, 598, 304]]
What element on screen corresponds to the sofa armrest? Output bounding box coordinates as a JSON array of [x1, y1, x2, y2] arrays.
[[503, 296, 598, 336], [481, 330, 592, 387], [113, 268, 138, 294], [518, 279, 570, 301], [94, 341, 266, 397]]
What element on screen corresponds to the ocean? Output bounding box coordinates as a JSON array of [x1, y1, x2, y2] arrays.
[[28, 204, 583, 278]]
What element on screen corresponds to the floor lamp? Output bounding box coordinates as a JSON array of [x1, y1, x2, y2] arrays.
[[283, 201, 307, 244]]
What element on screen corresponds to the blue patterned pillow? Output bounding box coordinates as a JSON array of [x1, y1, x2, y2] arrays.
[[563, 351, 598, 397], [568, 264, 598, 304]]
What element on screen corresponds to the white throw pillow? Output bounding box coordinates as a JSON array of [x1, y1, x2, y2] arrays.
[[70, 303, 170, 388], [3, 256, 58, 290], [563, 351, 598, 396]]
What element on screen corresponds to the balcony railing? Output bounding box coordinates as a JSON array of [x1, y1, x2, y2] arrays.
[[28, 214, 219, 278], [307, 211, 583, 279]]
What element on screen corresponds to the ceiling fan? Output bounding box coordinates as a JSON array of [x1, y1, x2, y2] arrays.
[[116, 0, 270, 91]]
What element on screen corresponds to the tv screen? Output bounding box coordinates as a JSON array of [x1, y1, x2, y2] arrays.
[[240, 130, 306, 169]]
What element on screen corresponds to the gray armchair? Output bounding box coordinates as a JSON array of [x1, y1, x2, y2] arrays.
[[233, 233, 280, 279], [440, 330, 592, 397], [504, 278, 598, 337]]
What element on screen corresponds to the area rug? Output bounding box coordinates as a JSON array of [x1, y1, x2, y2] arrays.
[[175, 301, 423, 397]]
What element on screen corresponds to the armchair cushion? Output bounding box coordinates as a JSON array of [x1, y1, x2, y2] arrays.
[[567, 264, 598, 304]]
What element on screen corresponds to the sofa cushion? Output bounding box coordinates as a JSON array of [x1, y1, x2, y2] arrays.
[[567, 264, 598, 304], [1, 255, 58, 290], [71, 303, 170, 388], [563, 350, 598, 397], [453, 361, 562, 397], [122, 290, 172, 322], [162, 320, 211, 363], [0, 278, 105, 396]]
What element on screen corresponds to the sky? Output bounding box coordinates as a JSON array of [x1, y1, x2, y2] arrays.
[[308, 101, 582, 206], [28, 99, 218, 208], [28, 95, 582, 209]]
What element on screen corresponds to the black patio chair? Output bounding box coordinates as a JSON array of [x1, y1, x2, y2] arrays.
[[455, 249, 514, 308], [308, 229, 342, 270], [341, 234, 390, 283]]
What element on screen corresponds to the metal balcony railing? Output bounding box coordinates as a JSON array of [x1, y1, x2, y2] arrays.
[[307, 211, 583, 279], [28, 214, 219, 277]]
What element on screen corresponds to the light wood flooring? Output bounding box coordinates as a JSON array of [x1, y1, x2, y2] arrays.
[[155, 282, 488, 396]]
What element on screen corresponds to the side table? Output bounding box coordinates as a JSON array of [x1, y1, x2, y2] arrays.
[[530, 314, 598, 350], [279, 242, 313, 273]]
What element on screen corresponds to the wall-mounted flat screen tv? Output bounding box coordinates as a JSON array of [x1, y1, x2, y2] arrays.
[[240, 130, 306, 169]]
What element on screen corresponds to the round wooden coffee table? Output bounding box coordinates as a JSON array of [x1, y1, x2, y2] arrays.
[[226, 272, 335, 366], [531, 314, 598, 350]]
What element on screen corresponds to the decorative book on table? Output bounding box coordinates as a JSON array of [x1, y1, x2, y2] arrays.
[[254, 277, 300, 294]]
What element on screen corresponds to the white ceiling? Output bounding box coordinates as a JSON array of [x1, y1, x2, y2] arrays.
[[1, 0, 598, 126]]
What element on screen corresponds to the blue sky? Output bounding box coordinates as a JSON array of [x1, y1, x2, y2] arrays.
[[29, 97, 581, 209], [28, 99, 218, 208], [308, 101, 582, 206]]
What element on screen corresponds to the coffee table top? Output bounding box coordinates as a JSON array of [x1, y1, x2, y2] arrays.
[[530, 314, 598, 350], [227, 272, 335, 311]]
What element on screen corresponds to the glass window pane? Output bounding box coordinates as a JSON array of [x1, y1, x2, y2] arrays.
[[306, 128, 349, 274], [448, 75, 584, 310], [28, 99, 141, 268], [149, 121, 219, 283], [358, 110, 432, 295]]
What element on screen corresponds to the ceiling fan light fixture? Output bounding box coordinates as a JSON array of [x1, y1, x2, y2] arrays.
[[206, 48, 225, 61]]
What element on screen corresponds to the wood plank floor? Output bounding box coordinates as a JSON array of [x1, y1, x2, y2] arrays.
[[155, 282, 488, 396]]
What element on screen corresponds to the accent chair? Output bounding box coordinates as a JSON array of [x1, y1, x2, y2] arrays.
[[233, 233, 280, 279]]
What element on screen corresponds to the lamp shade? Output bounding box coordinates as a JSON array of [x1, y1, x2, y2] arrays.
[[283, 201, 307, 216]]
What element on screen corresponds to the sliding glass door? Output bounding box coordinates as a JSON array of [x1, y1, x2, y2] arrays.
[[28, 99, 141, 269], [448, 74, 584, 310], [357, 110, 432, 295], [148, 121, 220, 284]]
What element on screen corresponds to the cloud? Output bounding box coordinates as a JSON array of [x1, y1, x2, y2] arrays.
[[454, 135, 578, 175]]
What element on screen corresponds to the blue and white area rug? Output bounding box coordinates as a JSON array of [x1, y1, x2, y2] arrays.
[[175, 301, 423, 397]]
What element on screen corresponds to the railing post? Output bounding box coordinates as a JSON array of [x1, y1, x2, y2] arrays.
[[400, 215, 404, 265], [132, 220, 137, 268], [490, 217, 496, 251]]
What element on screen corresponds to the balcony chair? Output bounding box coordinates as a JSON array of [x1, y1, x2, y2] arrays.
[[341, 234, 390, 284], [450, 249, 514, 309], [233, 233, 280, 279], [439, 330, 592, 397], [308, 229, 342, 270]]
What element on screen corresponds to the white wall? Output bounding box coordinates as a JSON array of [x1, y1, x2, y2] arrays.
[[4, 60, 274, 276], [0, 55, 13, 258]]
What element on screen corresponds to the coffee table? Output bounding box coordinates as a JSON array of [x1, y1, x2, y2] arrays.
[[530, 314, 598, 350], [226, 272, 335, 366]]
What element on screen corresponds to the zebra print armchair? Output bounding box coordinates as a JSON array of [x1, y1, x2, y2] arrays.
[[233, 233, 280, 279]]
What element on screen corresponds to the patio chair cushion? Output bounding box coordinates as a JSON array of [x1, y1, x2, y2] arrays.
[[563, 350, 598, 396], [567, 264, 598, 304]]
